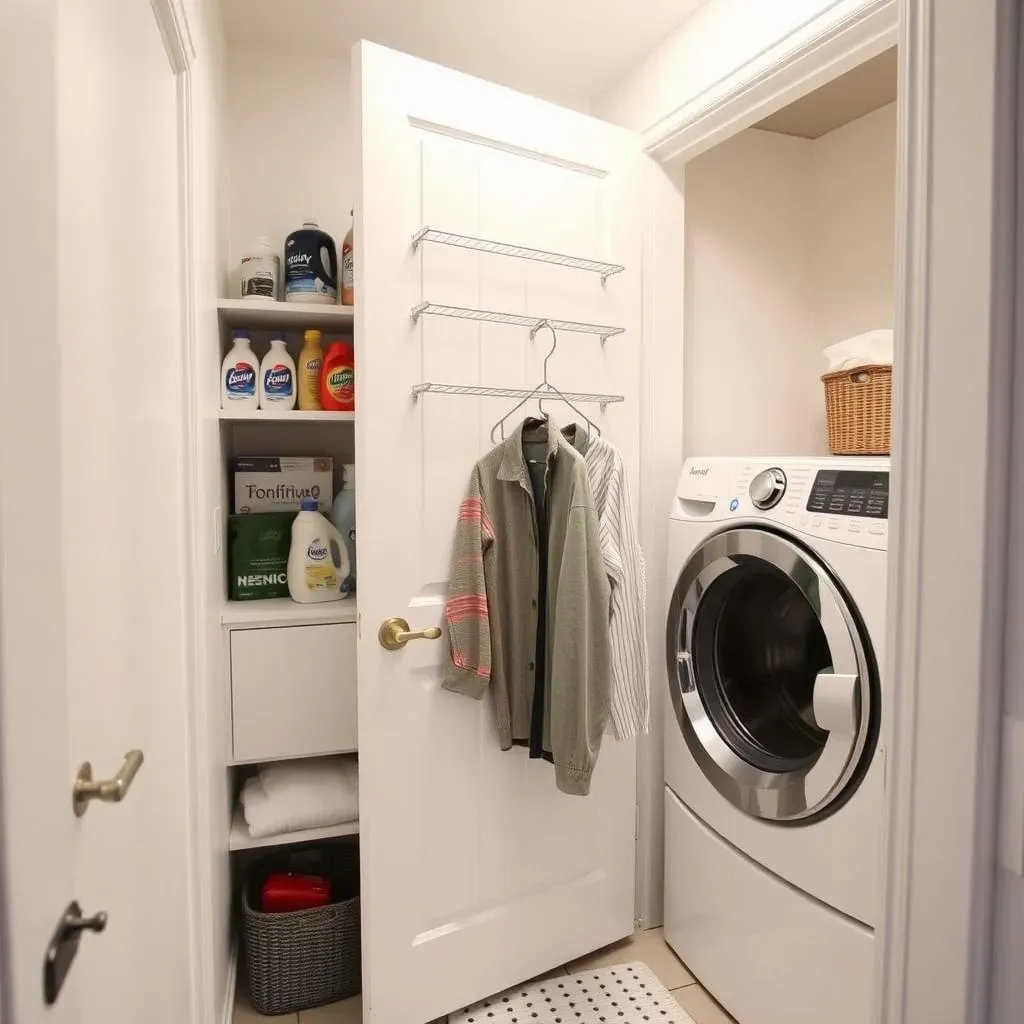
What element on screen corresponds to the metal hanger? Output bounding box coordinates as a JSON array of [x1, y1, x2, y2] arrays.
[[489, 321, 603, 445]]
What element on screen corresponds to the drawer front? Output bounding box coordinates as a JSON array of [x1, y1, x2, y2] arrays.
[[231, 623, 357, 762]]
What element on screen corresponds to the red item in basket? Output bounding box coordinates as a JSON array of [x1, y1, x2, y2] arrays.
[[260, 873, 333, 913]]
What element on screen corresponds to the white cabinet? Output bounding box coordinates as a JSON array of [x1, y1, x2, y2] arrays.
[[229, 622, 358, 762]]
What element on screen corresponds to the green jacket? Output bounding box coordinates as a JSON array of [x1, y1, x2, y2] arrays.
[[442, 418, 611, 795]]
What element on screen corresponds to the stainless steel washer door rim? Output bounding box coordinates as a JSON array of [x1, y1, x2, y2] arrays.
[[665, 527, 876, 823]]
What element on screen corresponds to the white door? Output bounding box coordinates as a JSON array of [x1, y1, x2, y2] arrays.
[[0, 2, 195, 1022], [354, 42, 648, 1024]]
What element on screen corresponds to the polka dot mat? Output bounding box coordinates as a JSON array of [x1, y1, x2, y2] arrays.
[[449, 961, 695, 1024]]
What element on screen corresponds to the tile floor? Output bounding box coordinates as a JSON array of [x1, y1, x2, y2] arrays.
[[234, 927, 736, 1024]]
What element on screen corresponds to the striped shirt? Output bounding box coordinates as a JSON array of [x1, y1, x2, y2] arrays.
[[565, 428, 650, 739]]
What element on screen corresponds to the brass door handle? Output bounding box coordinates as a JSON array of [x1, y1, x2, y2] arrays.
[[379, 617, 442, 651], [73, 749, 144, 817]]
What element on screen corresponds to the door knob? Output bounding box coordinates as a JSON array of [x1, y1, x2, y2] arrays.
[[378, 617, 441, 651], [73, 749, 144, 817]]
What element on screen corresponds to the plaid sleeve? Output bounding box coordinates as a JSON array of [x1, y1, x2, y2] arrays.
[[441, 467, 495, 699]]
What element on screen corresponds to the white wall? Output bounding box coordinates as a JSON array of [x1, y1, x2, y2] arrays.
[[225, 45, 354, 292], [594, 0, 878, 134], [681, 103, 896, 457], [811, 102, 897, 347]]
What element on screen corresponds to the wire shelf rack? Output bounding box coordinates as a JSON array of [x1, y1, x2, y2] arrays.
[[411, 302, 624, 342], [410, 382, 624, 408], [412, 227, 625, 281]]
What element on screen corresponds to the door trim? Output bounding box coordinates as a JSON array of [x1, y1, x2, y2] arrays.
[[642, 0, 898, 164], [874, 1, 1017, 1022]]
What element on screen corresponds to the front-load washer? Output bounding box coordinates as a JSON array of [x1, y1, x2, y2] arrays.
[[662, 456, 890, 1024]]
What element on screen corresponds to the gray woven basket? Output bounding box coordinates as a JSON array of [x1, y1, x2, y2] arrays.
[[242, 844, 361, 1015]]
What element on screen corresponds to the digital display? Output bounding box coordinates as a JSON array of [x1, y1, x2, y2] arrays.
[[806, 469, 889, 519]]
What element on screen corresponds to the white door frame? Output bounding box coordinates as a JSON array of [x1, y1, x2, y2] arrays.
[[148, 3, 219, 1024], [876, 0, 1016, 1020], [638, 0, 1018, 1020]]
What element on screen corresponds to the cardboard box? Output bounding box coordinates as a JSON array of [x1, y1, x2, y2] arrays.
[[228, 512, 296, 600], [233, 456, 333, 514]]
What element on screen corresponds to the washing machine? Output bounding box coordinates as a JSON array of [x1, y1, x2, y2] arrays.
[[663, 456, 889, 1024]]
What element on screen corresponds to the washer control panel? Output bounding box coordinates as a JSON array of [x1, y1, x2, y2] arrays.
[[806, 469, 889, 519]]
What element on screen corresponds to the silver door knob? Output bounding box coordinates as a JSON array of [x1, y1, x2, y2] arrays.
[[73, 749, 144, 817], [378, 617, 442, 651]]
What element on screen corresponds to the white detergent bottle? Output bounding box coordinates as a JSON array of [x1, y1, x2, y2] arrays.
[[221, 331, 259, 410], [288, 499, 350, 603], [259, 336, 297, 410]]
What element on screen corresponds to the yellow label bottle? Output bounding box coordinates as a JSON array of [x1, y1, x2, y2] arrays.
[[297, 329, 324, 410]]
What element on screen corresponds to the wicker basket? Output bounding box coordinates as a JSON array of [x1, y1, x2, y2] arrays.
[[242, 843, 361, 1015], [822, 363, 892, 455]]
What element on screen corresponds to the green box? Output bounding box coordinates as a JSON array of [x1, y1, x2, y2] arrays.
[[228, 512, 296, 600]]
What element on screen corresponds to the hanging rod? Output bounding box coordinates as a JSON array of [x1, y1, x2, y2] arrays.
[[411, 382, 624, 408], [412, 227, 625, 282], [411, 302, 624, 343]]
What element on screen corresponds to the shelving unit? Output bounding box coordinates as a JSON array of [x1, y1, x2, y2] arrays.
[[217, 297, 355, 330], [221, 597, 358, 629], [412, 227, 625, 281], [219, 409, 355, 423], [411, 302, 624, 342], [228, 804, 359, 852], [411, 382, 624, 407]]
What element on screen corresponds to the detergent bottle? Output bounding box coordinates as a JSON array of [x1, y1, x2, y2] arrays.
[[287, 499, 349, 603]]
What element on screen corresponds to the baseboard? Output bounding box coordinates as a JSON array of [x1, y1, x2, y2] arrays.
[[222, 939, 239, 1024]]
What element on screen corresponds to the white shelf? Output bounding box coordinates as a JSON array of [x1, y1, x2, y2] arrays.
[[219, 409, 355, 423], [413, 227, 625, 280], [411, 302, 624, 342], [217, 298, 354, 330], [221, 598, 357, 629], [229, 804, 359, 852]]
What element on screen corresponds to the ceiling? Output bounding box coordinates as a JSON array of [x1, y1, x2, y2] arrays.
[[755, 48, 898, 139], [219, 0, 707, 111]]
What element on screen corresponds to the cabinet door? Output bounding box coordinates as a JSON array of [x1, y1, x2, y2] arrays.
[[354, 41, 651, 1024], [231, 624, 358, 762]]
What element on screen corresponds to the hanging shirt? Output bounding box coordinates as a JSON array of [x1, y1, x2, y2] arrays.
[[563, 425, 650, 740], [442, 417, 612, 795]]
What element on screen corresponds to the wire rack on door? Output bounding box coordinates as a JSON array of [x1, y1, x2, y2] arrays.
[[412, 227, 625, 282], [410, 383, 624, 409], [411, 302, 624, 342]]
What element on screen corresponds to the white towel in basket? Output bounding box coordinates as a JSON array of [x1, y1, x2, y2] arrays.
[[241, 756, 359, 838], [823, 329, 894, 373]]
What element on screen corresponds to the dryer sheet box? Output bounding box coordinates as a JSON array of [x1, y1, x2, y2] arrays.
[[233, 456, 333, 514]]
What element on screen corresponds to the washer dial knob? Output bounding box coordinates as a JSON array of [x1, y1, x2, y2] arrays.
[[749, 468, 787, 510]]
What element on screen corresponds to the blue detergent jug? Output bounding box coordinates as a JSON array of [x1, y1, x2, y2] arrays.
[[284, 220, 338, 304]]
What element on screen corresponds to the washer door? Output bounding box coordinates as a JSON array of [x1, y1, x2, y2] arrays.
[[666, 527, 878, 823]]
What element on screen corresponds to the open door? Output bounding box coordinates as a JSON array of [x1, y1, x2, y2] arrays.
[[354, 41, 647, 1024]]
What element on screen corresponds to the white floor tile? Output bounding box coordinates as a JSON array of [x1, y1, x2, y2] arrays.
[[672, 984, 737, 1024], [566, 927, 696, 991]]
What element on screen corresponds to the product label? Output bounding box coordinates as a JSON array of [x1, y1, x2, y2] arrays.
[[263, 364, 294, 399], [241, 255, 278, 298], [286, 251, 337, 300], [325, 365, 354, 404], [342, 251, 354, 288], [225, 363, 256, 398], [304, 538, 340, 591]]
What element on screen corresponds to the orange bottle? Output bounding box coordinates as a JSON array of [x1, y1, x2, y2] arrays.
[[320, 340, 355, 411]]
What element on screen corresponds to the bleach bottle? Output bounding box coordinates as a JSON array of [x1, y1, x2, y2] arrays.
[[330, 464, 356, 594], [287, 499, 349, 603]]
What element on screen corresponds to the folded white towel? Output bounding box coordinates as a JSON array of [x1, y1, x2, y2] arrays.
[[241, 756, 359, 839], [823, 329, 894, 373]]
